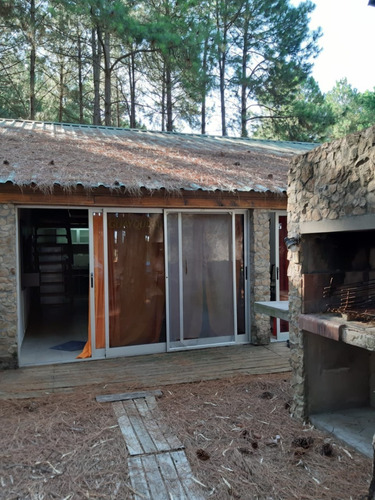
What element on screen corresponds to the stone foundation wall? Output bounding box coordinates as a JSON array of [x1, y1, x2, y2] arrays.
[[250, 209, 271, 344], [287, 126, 375, 418], [0, 204, 18, 366]]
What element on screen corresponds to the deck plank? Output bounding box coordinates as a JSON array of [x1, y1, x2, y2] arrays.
[[122, 400, 158, 455], [141, 454, 169, 500], [133, 398, 175, 453], [171, 451, 205, 500], [156, 452, 189, 500], [128, 456, 150, 499], [113, 402, 144, 456], [145, 396, 184, 451], [171, 450, 206, 499]]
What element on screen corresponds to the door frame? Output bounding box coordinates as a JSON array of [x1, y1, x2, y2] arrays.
[[88, 209, 105, 359], [17, 205, 92, 365], [272, 211, 289, 341], [164, 209, 249, 351]]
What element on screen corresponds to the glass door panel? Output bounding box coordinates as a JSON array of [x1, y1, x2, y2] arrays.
[[107, 212, 165, 348], [167, 212, 237, 349], [166, 213, 180, 343]]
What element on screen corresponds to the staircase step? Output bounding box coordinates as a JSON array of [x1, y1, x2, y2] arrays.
[[39, 257, 66, 264], [40, 296, 69, 305], [37, 245, 67, 253], [39, 265, 65, 273], [40, 284, 65, 294], [39, 278, 64, 285], [39, 271, 65, 277], [40, 291, 66, 296]]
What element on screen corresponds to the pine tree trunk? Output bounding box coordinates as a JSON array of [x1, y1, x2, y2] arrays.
[[116, 81, 120, 127], [219, 52, 227, 137], [103, 31, 111, 126], [241, 12, 249, 138], [161, 64, 166, 132], [29, 0, 36, 120], [218, 16, 227, 137], [129, 51, 136, 128], [92, 27, 101, 125], [59, 61, 64, 122], [166, 60, 173, 132], [78, 32, 84, 123], [201, 36, 209, 135]]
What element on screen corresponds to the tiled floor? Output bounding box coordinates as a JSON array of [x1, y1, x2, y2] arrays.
[[20, 299, 89, 365]]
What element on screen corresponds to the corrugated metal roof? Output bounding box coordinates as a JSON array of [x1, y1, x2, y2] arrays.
[[0, 119, 318, 194]]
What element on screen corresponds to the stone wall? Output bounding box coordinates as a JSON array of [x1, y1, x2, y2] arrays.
[[250, 209, 271, 344], [0, 204, 18, 367], [287, 126, 375, 418]]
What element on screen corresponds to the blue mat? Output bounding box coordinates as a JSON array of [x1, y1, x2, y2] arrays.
[[50, 340, 86, 352]]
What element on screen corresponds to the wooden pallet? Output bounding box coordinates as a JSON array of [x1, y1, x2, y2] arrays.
[[113, 396, 205, 499]]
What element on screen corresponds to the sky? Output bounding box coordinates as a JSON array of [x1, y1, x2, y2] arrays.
[[303, 0, 375, 93]]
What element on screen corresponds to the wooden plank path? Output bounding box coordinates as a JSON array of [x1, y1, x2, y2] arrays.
[[0, 342, 290, 400], [112, 395, 205, 499]]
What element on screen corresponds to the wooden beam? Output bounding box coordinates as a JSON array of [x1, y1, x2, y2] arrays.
[[0, 185, 287, 210], [96, 389, 163, 403]]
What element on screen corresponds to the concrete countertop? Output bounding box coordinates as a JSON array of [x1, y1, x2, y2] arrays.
[[254, 301, 289, 321]]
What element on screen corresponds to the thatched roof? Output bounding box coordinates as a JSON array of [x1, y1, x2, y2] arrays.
[[0, 119, 317, 194]]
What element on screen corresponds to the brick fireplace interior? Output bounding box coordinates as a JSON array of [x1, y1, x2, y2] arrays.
[[299, 226, 375, 457]]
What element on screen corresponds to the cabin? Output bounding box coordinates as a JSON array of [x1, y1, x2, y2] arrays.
[[0, 119, 315, 367]]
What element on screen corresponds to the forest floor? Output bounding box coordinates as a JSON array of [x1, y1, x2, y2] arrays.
[[0, 372, 372, 500]]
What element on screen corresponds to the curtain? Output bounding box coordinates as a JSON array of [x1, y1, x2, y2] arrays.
[[179, 214, 234, 340], [199, 214, 234, 337], [107, 213, 165, 347]]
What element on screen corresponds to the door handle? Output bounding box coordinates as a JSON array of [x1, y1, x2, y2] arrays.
[[90, 272, 94, 288]]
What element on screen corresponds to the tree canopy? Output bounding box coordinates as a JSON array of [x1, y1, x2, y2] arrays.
[[1, 0, 374, 141]]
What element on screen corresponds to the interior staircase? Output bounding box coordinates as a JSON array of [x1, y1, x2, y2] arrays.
[[34, 223, 73, 306]]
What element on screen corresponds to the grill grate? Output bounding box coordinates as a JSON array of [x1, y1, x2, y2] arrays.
[[323, 277, 375, 321]]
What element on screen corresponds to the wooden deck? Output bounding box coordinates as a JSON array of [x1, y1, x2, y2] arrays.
[[0, 342, 290, 400]]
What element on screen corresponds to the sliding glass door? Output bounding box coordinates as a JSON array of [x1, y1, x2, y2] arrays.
[[166, 211, 247, 350], [88, 209, 247, 358]]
